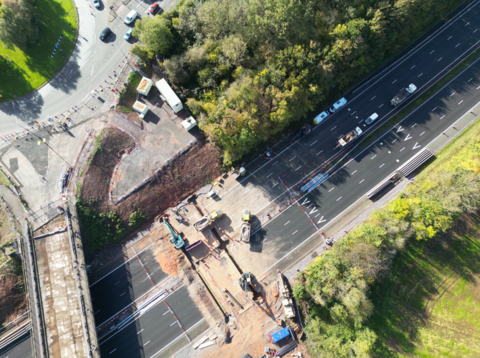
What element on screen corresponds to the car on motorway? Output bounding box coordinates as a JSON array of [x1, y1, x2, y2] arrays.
[[365, 112, 379, 125], [148, 2, 159, 14], [93, 0, 100, 8], [329, 97, 347, 113], [99, 27, 112, 41], [313, 110, 329, 125], [124, 28, 133, 41], [124, 10, 138, 25]]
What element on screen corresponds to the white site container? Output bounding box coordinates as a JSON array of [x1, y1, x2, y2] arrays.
[[133, 101, 148, 118], [136, 77, 153, 96], [155, 79, 184, 113], [181, 116, 197, 131]]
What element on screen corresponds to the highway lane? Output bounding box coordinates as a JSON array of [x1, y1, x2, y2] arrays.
[[0, 331, 32, 358], [197, 0, 480, 223], [90, 246, 168, 326], [99, 286, 204, 358], [248, 53, 480, 275], [0, 0, 181, 135]]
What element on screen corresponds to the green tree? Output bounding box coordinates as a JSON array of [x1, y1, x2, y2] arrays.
[[134, 16, 174, 57], [0, 0, 40, 49]]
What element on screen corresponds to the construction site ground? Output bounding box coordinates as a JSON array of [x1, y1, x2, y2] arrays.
[[34, 215, 86, 358], [110, 84, 197, 199]]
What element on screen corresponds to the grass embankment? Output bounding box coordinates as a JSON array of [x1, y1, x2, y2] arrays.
[[295, 115, 480, 356], [0, 0, 77, 103]]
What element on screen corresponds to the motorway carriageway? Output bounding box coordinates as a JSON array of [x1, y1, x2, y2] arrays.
[[99, 286, 204, 358], [89, 243, 169, 326], [249, 48, 480, 275], [193, 0, 480, 224]]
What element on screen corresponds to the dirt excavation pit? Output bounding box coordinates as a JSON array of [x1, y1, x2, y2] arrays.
[[152, 224, 185, 277]]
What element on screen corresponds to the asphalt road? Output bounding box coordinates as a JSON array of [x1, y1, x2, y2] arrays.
[[99, 286, 204, 358], [197, 1, 480, 225], [0, 0, 181, 136], [90, 245, 168, 326], [249, 45, 480, 275], [0, 331, 32, 358]]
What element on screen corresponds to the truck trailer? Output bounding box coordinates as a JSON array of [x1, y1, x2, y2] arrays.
[[390, 83, 417, 107], [155, 79, 184, 113]]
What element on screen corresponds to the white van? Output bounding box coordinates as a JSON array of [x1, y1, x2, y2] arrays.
[[313, 111, 329, 125], [124, 10, 138, 25], [365, 112, 379, 125], [329, 97, 347, 113]]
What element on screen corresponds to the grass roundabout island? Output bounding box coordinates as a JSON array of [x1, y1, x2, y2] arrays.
[[0, 0, 78, 103]]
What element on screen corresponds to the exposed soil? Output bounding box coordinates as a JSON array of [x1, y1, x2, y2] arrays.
[[152, 225, 184, 277], [0, 261, 26, 325], [81, 132, 222, 238], [81, 128, 136, 202]]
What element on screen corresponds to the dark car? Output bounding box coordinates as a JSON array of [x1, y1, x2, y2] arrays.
[[99, 27, 112, 41]]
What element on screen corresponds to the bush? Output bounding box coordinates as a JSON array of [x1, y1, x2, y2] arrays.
[[128, 209, 147, 228]]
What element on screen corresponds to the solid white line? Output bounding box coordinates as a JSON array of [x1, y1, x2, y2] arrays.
[[292, 230, 298, 235], [459, 100, 464, 105], [359, 179, 365, 184], [150, 318, 206, 358], [289, 156, 296, 161], [295, 166, 302, 171], [310, 140, 318, 146], [330, 126, 337, 131], [90, 243, 154, 286], [163, 311, 169, 316], [284, 221, 290, 226]]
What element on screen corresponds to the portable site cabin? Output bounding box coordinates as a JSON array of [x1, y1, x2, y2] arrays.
[[137, 77, 154, 96], [155, 79, 184, 113], [181, 116, 197, 131], [133, 101, 148, 118]]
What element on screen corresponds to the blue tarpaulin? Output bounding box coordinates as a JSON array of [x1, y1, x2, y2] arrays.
[[268, 327, 290, 344]]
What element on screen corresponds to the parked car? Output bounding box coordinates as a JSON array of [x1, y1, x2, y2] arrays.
[[124, 10, 138, 25], [148, 2, 159, 13], [99, 27, 112, 41], [124, 28, 133, 40], [93, 0, 100, 8]]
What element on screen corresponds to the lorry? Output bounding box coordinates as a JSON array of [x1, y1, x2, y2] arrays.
[[231, 167, 246, 180], [277, 274, 296, 319], [239, 209, 251, 242], [390, 83, 417, 107], [338, 127, 363, 147], [193, 209, 223, 232]]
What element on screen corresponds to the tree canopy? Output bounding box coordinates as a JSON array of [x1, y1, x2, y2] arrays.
[[135, 0, 463, 165], [0, 0, 40, 49]]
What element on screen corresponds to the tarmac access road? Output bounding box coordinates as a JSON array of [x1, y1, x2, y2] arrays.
[[99, 286, 204, 358], [197, 0, 480, 225], [246, 45, 480, 275], [90, 244, 168, 326], [0, 331, 32, 358]]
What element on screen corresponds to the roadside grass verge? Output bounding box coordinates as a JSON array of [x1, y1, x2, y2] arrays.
[[0, 0, 77, 103], [359, 48, 480, 149], [368, 212, 480, 357]]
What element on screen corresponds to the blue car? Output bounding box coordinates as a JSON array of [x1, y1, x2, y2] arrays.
[[93, 0, 100, 8], [124, 28, 133, 40]]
